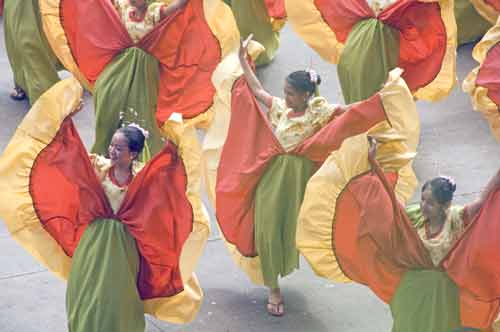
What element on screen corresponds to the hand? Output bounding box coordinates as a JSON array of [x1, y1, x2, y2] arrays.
[[74, 99, 84, 114], [332, 106, 346, 117], [367, 136, 377, 162], [239, 33, 253, 60]]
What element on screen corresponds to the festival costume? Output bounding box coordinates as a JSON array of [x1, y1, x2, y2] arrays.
[[297, 85, 500, 330], [4, 0, 61, 105], [0, 77, 209, 328], [202, 59, 417, 287], [286, 0, 457, 103], [464, 19, 500, 141], [39, 0, 239, 161], [224, 0, 285, 66], [455, 0, 491, 45]]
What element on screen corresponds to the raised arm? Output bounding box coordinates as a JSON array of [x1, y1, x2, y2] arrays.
[[465, 168, 500, 220], [238, 35, 273, 107], [160, 0, 188, 19]]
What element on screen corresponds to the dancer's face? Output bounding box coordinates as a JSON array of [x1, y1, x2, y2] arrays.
[[420, 187, 444, 222], [108, 132, 137, 168], [284, 81, 308, 112]]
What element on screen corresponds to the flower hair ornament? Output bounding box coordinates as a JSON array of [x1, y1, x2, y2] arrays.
[[127, 123, 150, 140], [306, 69, 319, 85]]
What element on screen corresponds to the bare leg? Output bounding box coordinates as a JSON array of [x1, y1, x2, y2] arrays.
[[267, 285, 284, 316]]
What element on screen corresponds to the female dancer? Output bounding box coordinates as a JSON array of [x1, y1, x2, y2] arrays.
[[0, 78, 206, 331]]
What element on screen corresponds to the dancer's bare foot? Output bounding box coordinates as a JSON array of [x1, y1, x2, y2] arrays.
[[10, 86, 26, 101], [267, 288, 284, 317]]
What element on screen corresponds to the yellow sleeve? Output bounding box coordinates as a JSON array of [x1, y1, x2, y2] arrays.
[[268, 97, 286, 127], [308, 97, 337, 129]]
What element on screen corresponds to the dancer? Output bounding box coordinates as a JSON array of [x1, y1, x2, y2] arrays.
[[39, 0, 239, 161], [286, 0, 456, 103], [0, 77, 207, 331], [4, 0, 61, 104], [297, 131, 500, 330]]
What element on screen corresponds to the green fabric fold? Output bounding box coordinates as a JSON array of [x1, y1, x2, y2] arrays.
[[227, 0, 280, 66], [66, 218, 145, 332], [455, 0, 491, 45], [92, 47, 164, 162], [254, 154, 314, 288], [390, 270, 461, 332], [3, 0, 61, 105], [337, 18, 399, 104]]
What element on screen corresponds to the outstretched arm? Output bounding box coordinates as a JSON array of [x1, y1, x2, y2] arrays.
[[160, 0, 188, 19], [238, 35, 273, 107], [465, 168, 500, 220]]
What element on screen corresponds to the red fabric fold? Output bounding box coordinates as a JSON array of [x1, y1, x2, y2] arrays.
[[334, 169, 433, 302], [216, 78, 284, 256], [476, 43, 500, 106], [31, 117, 193, 299], [61, 0, 220, 121], [443, 188, 500, 328], [263, 0, 286, 19], [118, 142, 193, 299], [216, 78, 391, 257], [293, 94, 386, 163], [61, 0, 133, 84], [379, 1, 446, 92], [30, 119, 113, 256], [485, 0, 500, 12], [314, 0, 373, 43], [140, 0, 221, 122]]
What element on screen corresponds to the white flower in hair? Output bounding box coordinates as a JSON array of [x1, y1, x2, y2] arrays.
[[307, 69, 319, 84], [127, 123, 150, 140]]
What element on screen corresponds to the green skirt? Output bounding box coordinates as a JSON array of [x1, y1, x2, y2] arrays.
[[390, 270, 461, 332], [254, 154, 314, 288], [91, 47, 164, 162], [4, 0, 61, 105], [226, 0, 280, 66], [455, 0, 491, 45], [66, 218, 145, 332], [337, 18, 399, 104]]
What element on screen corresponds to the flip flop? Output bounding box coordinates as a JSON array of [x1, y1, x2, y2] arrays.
[[267, 301, 285, 317], [10, 87, 26, 101]]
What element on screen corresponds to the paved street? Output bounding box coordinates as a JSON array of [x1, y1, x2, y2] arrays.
[[0, 17, 499, 332]]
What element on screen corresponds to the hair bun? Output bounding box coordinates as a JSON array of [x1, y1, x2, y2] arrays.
[[439, 175, 456, 193]]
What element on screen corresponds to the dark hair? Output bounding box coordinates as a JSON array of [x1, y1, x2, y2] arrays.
[[286, 70, 321, 96], [117, 126, 146, 156], [422, 176, 456, 205]]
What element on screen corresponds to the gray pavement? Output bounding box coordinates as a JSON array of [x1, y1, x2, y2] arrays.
[[0, 17, 499, 332]]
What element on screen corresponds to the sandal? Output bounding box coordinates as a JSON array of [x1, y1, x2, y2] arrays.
[[10, 87, 27, 101], [267, 301, 285, 317]]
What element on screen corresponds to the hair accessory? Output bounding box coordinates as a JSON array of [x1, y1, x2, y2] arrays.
[[306, 69, 319, 85], [127, 123, 150, 140]]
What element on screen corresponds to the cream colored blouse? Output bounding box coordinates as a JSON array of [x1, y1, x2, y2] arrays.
[[90, 154, 143, 213], [113, 0, 165, 43], [268, 97, 338, 152]]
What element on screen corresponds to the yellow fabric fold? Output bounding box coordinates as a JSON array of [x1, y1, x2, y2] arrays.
[[39, 0, 91, 91], [471, 0, 500, 23], [296, 68, 420, 282], [201, 41, 266, 285], [285, 0, 343, 64], [0, 77, 83, 280], [413, 0, 457, 102], [463, 19, 500, 141], [203, 0, 241, 58]]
